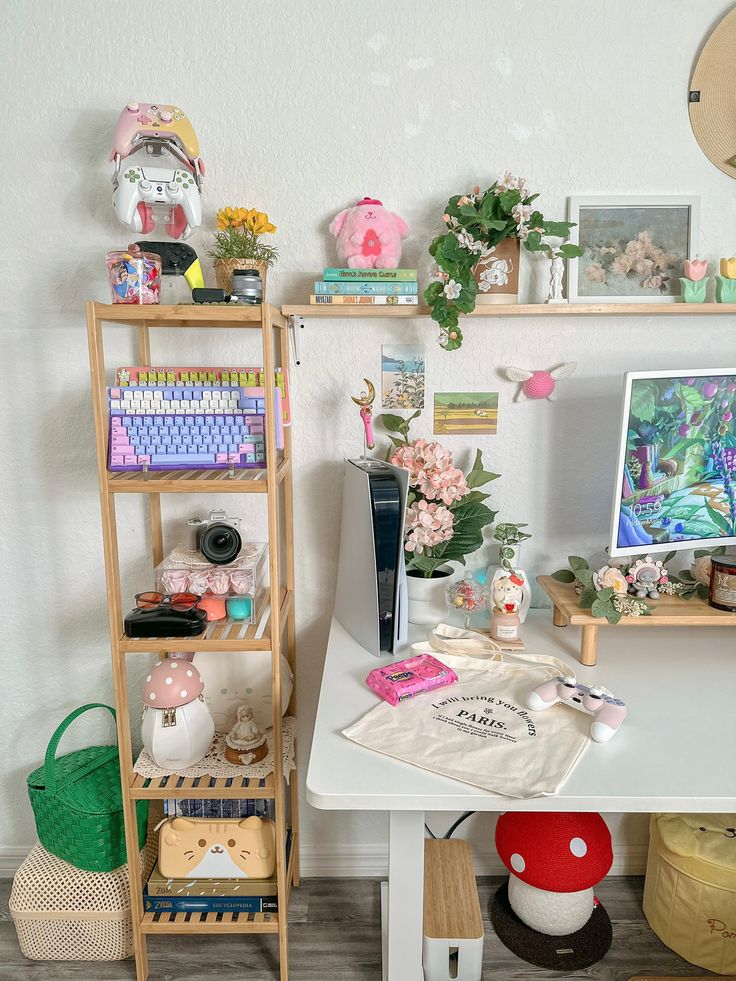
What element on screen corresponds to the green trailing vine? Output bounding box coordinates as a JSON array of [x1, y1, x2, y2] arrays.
[[424, 175, 581, 350]]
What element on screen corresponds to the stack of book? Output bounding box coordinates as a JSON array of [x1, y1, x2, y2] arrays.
[[311, 267, 419, 305], [144, 830, 292, 915]]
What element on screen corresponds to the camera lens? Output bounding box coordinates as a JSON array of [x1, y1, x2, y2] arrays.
[[198, 522, 242, 565]]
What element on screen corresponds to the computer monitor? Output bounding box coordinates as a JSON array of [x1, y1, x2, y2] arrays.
[[610, 368, 736, 558]]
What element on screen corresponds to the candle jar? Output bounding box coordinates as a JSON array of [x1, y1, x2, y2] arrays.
[[106, 247, 161, 304], [708, 556, 736, 612], [490, 609, 521, 642]]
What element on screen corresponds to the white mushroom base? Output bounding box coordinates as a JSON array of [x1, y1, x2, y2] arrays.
[[508, 873, 595, 936]]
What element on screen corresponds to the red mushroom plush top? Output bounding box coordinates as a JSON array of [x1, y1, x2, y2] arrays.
[[496, 812, 612, 892]]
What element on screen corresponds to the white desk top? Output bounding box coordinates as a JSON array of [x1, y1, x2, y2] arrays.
[[306, 611, 736, 813]]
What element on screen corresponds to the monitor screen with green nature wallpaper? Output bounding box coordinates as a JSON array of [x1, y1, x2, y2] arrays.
[[610, 369, 736, 557]]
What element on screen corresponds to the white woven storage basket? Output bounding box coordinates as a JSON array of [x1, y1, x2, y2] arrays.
[[10, 839, 155, 961]]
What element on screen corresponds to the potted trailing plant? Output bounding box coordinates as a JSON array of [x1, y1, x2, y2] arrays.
[[487, 521, 533, 621], [425, 173, 581, 350], [208, 207, 278, 295], [380, 411, 499, 625]]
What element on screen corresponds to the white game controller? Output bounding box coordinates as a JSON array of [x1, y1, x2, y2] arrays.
[[113, 162, 202, 240], [526, 675, 627, 743]]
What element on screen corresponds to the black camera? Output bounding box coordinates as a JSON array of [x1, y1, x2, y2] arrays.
[[187, 510, 243, 565]]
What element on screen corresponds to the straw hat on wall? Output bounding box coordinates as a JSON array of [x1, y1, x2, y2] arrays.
[[689, 5, 736, 178]]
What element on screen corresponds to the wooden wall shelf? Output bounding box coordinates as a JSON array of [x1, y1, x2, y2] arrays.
[[282, 302, 736, 318], [538, 574, 736, 666]]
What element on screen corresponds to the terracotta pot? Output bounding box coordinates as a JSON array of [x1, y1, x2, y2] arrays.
[[213, 258, 268, 297], [473, 237, 520, 304], [406, 565, 455, 626]]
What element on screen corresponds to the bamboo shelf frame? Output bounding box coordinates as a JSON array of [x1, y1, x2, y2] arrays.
[[86, 301, 299, 981], [282, 301, 736, 318], [538, 574, 736, 666]]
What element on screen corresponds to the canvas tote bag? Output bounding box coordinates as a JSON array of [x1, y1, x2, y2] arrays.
[[343, 625, 591, 799]]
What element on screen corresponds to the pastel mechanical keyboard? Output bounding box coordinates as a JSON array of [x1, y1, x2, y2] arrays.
[[107, 385, 283, 471]]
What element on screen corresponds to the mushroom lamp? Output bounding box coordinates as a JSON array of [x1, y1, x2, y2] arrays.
[[141, 658, 215, 769], [495, 811, 613, 936]]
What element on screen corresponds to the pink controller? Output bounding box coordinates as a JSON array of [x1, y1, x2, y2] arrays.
[[526, 675, 627, 743], [112, 103, 201, 168], [366, 653, 458, 707]]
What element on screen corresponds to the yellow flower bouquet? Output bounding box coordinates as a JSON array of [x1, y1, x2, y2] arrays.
[[208, 206, 278, 293]]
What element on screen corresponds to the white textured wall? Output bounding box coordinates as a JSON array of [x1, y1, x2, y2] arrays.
[[2, 0, 734, 875]]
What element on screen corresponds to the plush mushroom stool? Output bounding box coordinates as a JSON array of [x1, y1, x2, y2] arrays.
[[490, 811, 613, 970]]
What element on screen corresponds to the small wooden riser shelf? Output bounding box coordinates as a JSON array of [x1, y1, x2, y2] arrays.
[[131, 772, 276, 800], [538, 575, 736, 666], [141, 910, 279, 934]]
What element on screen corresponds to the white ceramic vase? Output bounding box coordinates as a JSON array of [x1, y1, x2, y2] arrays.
[[486, 544, 532, 623], [406, 566, 454, 626]]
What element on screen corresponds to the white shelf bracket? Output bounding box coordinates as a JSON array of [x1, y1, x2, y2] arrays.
[[287, 315, 304, 366]]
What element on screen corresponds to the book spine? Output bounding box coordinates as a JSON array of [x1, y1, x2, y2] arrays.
[[314, 281, 418, 295], [310, 294, 419, 306], [323, 268, 417, 282], [143, 894, 277, 914]]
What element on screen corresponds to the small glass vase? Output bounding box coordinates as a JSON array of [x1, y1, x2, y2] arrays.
[[406, 565, 454, 626], [485, 543, 532, 623]]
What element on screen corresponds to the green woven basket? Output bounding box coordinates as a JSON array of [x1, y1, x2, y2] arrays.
[[27, 704, 148, 873]]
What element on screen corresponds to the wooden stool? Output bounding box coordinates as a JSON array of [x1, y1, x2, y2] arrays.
[[423, 839, 484, 981]]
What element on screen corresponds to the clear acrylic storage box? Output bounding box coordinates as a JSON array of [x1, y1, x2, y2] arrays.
[[155, 543, 268, 624]]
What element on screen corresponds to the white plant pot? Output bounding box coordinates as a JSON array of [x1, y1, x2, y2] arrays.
[[406, 565, 454, 626]]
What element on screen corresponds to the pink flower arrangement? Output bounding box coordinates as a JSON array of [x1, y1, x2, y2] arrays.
[[404, 500, 455, 553], [383, 425, 499, 577], [391, 439, 470, 507]]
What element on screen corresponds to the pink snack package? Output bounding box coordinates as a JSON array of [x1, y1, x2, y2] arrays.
[[365, 653, 458, 707]]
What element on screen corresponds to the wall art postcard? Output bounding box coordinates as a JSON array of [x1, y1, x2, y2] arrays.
[[381, 344, 425, 409], [568, 196, 699, 303], [433, 392, 499, 435]]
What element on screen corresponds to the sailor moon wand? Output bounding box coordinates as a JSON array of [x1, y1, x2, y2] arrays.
[[351, 378, 376, 450]]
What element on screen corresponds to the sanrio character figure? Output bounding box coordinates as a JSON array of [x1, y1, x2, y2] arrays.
[[329, 197, 409, 269], [492, 574, 524, 613]]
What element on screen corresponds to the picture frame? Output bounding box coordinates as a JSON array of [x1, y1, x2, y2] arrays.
[[567, 196, 699, 303]]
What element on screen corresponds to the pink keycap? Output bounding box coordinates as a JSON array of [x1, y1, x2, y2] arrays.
[[239, 443, 255, 453], [215, 453, 228, 463], [124, 455, 137, 465], [138, 455, 150, 465], [111, 455, 124, 466], [228, 453, 241, 464], [110, 389, 121, 398]]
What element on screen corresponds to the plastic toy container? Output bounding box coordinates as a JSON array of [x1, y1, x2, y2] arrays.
[[155, 543, 267, 624], [105, 247, 161, 304]]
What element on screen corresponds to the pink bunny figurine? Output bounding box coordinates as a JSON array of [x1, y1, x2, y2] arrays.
[[328, 197, 409, 269]]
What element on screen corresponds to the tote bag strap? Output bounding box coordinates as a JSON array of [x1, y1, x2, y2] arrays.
[[43, 704, 118, 795], [426, 623, 575, 678]]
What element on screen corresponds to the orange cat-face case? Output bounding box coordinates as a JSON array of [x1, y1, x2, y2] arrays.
[[158, 816, 277, 879]]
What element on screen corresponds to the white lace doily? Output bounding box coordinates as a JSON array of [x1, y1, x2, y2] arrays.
[[134, 716, 296, 781]]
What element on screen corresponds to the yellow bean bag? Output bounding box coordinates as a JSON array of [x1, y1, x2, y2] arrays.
[[643, 813, 736, 975]]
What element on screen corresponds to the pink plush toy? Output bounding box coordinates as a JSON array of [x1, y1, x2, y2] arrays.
[[505, 363, 577, 401], [328, 197, 409, 269]]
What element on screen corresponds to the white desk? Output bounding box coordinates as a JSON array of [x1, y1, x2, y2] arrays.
[[306, 611, 736, 981]]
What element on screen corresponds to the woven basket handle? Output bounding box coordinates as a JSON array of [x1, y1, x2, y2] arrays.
[[44, 703, 117, 795]]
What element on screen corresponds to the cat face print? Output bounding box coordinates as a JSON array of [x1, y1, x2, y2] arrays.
[[159, 816, 276, 879]]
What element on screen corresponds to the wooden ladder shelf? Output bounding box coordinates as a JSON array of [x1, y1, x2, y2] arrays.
[[86, 302, 299, 981]]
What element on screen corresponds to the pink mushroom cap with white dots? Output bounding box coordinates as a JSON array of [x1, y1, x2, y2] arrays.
[[495, 811, 612, 892], [142, 659, 203, 709]]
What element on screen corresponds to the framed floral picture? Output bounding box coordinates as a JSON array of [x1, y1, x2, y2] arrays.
[[567, 196, 699, 303]]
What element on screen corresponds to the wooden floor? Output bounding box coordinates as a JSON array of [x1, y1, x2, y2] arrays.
[[0, 876, 716, 980]]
